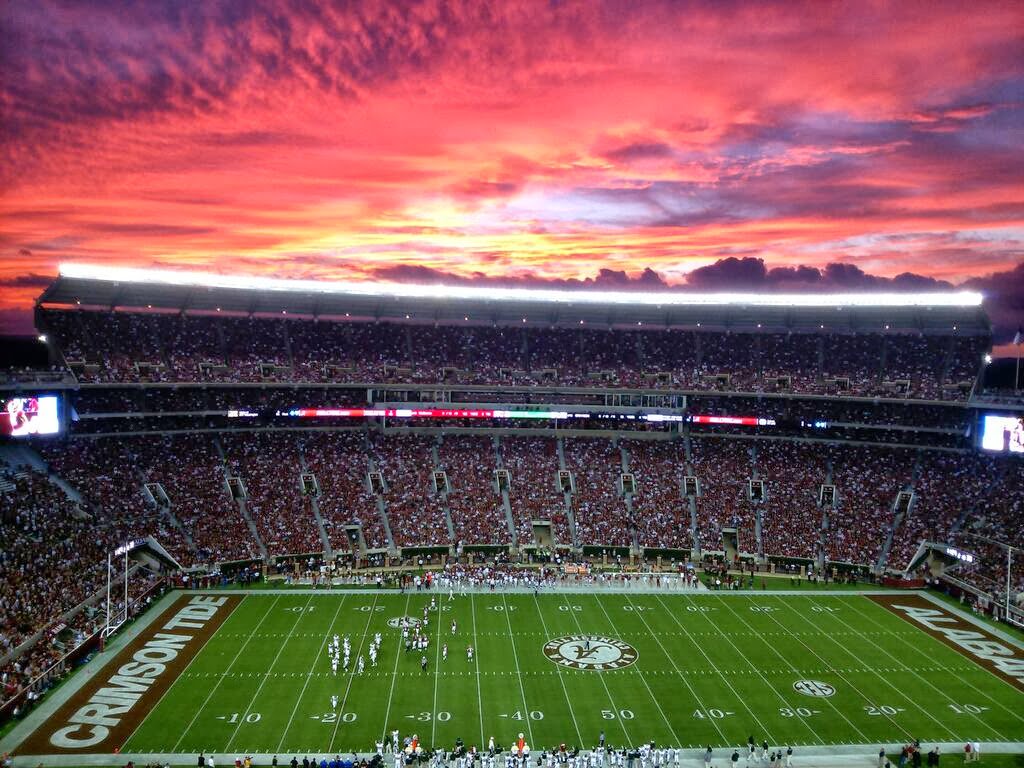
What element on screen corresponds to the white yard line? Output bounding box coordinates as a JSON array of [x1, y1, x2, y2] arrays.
[[766, 595, 960, 742], [667, 593, 823, 746], [709, 594, 872, 744], [560, 593, 631, 747], [380, 593, 413, 743], [119, 595, 247, 753], [805, 596, 1010, 740], [469, 592, 486, 748], [530, 592, 584, 746], [171, 595, 281, 752], [329, 594, 380, 751], [501, 593, 535, 747], [844, 596, 1024, 729], [226, 593, 318, 750], [593, 595, 682, 746], [431, 593, 445, 747], [276, 594, 349, 753]]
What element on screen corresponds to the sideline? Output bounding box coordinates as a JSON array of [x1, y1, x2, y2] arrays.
[[10, 742, 1024, 768]]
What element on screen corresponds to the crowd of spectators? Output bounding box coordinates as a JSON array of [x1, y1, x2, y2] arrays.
[[438, 436, 510, 545], [370, 435, 451, 548], [689, 438, 756, 552], [131, 436, 258, 564], [42, 309, 987, 399], [756, 442, 829, 560], [499, 437, 571, 545], [222, 433, 322, 556], [302, 432, 389, 551], [563, 439, 632, 547], [826, 445, 916, 566], [624, 440, 691, 550]]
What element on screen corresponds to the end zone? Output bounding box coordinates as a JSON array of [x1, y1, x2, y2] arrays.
[[15, 594, 241, 756]]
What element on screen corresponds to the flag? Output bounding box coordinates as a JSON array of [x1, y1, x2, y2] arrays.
[[1014, 327, 1022, 345]]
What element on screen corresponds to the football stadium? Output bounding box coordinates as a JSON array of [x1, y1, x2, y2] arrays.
[[0, 266, 1022, 768], [3, 2, 1024, 768]]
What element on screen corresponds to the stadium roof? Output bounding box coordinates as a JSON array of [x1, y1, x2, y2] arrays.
[[37, 263, 990, 333]]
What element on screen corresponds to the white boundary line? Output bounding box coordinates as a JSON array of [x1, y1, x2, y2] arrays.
[[276, 594, 350, 752], [171, 595, 281, 752], [500, 593, 535, 747], [559, 593, 631, 746], [226, 593, 317, 750], [709, 594, 872, 744], [594, 594, 682, 746]]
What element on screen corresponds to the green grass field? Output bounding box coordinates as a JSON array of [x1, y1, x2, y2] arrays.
[[28, 590, 1024, 759]]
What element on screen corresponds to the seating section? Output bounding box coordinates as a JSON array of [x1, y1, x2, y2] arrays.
[[222, 433, 321, 556], [690, 438, 755, 552], [826, 445, 916, 566], [757, 442, 828, 561], [42, 309, 987, 400], [499, 437, 571, 545], [625, 440, 691, 550], [439, 436, 509, 545], [370, 435, 450, 548], [302, 432, 388, 551], [564, 439, 632, 547]]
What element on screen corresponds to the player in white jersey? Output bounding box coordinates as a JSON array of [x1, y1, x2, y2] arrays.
[[466, 644, 473, 661], [451, 620, 457, 635], [442, 643, 448, 661], [369, 647, 377, 666], [331, 695, 338, 709], [357, 656, 365, 674]]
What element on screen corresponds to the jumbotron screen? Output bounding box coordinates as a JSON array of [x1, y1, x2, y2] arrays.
[[1, 395, 60, 437], [980, 413, 1024, 454]]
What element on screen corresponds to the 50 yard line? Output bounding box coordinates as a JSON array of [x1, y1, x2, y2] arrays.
[[593, 593, 679, 753]]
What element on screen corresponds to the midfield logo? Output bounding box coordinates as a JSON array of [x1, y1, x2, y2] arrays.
[[543, 635, 639, 671], [387, 616, 423, 629]]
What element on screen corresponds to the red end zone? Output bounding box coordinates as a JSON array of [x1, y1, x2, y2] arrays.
[[16, 594, 241, 756], [869, 594, 1024, 692]]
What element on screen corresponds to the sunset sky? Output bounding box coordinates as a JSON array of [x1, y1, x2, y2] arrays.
[[2, 0, 1022, 341]]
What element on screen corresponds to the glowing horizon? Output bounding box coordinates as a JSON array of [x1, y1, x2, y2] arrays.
[[2, 0, 1022, 338]]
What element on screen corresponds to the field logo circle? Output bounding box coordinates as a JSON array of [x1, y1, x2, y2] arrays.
[[543, 635, 638, 671], [388, 616, 422, 629], [793, 679, 835, 697]]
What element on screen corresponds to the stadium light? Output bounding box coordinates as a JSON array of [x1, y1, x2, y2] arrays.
[[37, 334, 47, 343], [59, 263, 985, 308]]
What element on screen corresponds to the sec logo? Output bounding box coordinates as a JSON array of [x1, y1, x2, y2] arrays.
[[387, 616, 422, 629], [543, 635, 638, 671], [793, 679, 835, 697]]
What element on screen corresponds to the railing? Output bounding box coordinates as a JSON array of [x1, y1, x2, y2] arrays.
[[0, 576, 166, 725]]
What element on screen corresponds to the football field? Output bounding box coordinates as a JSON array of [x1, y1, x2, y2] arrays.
[[12, 589, 1024, 761]]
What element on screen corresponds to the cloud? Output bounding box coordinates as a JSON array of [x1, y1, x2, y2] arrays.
[[0, 273, 53, 289]]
